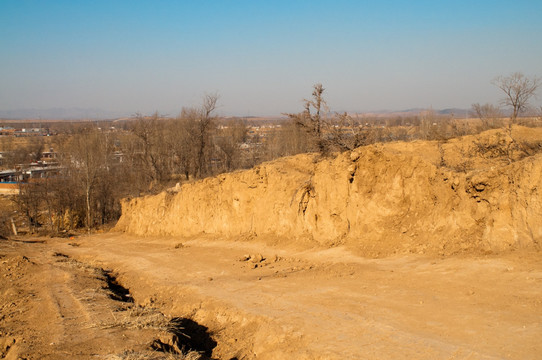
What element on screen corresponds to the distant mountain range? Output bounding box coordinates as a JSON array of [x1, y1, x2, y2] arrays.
[[405, 108, 469, 115], [0, 108, 127, 120], [0, 107, 472, 120], [348, 108, 472, 118]]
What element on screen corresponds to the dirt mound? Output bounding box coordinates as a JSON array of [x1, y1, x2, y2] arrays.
[[115, 126, 542, 256]]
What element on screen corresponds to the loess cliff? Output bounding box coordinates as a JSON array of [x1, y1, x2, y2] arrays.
[[115, 126, 542, 257]]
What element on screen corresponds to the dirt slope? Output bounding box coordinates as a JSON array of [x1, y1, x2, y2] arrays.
[[116, 127, 542, 256]]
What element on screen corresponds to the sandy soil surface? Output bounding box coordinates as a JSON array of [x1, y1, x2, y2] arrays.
[[1, 234, 541, 359]]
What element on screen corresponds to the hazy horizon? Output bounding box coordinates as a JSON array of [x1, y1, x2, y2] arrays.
[[1, 0, 541, 118]]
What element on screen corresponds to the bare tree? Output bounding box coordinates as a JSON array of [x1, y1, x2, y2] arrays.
[[471, 103, 503, 130], [62, 128, 108, 233], [261, 121, 311, 160], [168, 117, 195, 180], [197, 93, 218, 177], [286, 83, 329, 153], [327, 112, 367, 151], [215, 118, 248, 172], [14, 182, 41, 233], [492, 72, 540, 124], [181, 93, 219, 178], [131, 112, 171, 184], [418, 108, 437, 140]]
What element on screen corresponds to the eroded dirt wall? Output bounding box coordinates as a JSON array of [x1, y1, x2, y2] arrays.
[[115, 137, 542, 256]]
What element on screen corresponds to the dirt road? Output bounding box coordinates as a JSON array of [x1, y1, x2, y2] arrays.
[[1, 234, 541, 359]]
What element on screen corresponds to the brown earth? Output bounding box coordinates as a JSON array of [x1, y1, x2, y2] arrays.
[[2, 127, 542, 359], [116, 126, 542, 256], [1, 234, 541, 359]]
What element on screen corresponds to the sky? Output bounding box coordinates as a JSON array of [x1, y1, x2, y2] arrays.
[[1, 0, 541, 118]]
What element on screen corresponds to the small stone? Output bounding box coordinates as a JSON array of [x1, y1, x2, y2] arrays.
[[451, 177, 460, 190], [239, 254, 251, 262]]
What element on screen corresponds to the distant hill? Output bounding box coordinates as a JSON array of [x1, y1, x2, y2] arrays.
[[0, 107, 475, 121], [438, 108, 470, 115], [343, 108, 471, 118], [0, 108, 127, 120]]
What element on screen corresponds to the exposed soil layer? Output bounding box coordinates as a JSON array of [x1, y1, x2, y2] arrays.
[[116, 126, 542, 257]]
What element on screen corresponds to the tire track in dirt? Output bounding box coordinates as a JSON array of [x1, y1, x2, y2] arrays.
[[36, 257, 95, 353], [0, 239, 214, 359]]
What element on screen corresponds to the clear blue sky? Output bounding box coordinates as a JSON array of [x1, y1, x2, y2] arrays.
[[1, 0, 541, 117]]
